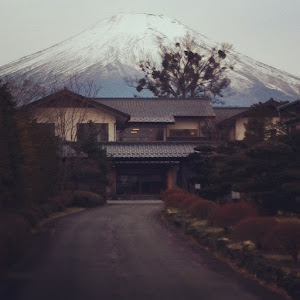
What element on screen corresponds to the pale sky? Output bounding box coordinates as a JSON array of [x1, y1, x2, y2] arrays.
[[1, 0, 300, 77]]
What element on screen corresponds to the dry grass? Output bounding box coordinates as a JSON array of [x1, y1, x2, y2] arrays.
[[191, 220, 208, 228], [166, 208, 181, 215], [227, 242, 243, 250], [204, 227, 225, 234]]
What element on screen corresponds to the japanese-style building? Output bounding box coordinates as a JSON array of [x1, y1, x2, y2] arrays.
[[24, 89, 217, 197], [24, 89, 300, 198]]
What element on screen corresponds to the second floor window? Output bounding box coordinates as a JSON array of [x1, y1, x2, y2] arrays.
[[169, 129, 198, 137], [118, 127, 164, 142], [77, 123, 108, 143], [35, 122, 55, 136]]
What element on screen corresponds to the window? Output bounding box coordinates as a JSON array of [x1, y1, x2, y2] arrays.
[[36, 123, 55, 136], [118, 127, 164, 142], [169, 129, 198, 137], [77, 123, 108, 142]]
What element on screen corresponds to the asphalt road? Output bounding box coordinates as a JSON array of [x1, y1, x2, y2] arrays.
[[0, 202, 287, 300]]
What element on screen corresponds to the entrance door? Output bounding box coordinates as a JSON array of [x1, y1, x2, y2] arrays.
[[116, 164, 166, 195]]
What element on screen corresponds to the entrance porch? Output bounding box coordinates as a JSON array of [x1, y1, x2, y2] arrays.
[[109, 162, 179, 199]]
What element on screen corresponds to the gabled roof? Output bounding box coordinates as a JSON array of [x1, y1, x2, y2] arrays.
[[216, 99, 285, 125], [93, 98, 215, 123], [213, 107, 249, 124], [278, 99, 300, 111], [101, 141, 216, 159], [22, 89, 130, 120]]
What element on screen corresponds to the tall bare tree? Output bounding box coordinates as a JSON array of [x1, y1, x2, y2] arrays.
[[136, 36, 234, 100], [2, 75, 46, 106]]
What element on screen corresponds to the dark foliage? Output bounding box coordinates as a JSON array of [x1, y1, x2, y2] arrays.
[[213, 202, 258, 231], [0, 84, 58, 209], [232, 216, 278, 249], [185, 146, 232, 201], [161, 188, 190, 207], [72, 190, 106, 207], [243, 101, 286, 146], [75, 121, 110, 197], [161, 188, 219, 221], [264, 221, 300, 264], [228, 141, 298, 213], [0, 214, 31, 269], [186, 199, 218, 220]]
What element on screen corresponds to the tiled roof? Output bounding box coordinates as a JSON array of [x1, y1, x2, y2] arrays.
[[213, 107, 249, 123], [93, 98, 215, 123], [23, 89, 129, 119], [101, 142, 214, 159], [278, 99, 300, 110]]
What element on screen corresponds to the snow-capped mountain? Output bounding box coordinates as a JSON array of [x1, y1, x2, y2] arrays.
[[1, 13, 299, 106]]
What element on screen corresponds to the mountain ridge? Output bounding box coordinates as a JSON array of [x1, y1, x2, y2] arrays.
[[1, 12, 299, 106]]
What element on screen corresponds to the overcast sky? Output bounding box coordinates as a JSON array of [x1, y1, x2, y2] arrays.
[[1, 0, 300, 76]]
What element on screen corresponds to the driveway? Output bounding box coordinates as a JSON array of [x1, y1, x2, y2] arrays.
[[0, 201, 286, 300]]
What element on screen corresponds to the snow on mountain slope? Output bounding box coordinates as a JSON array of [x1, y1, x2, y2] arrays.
[[0, 13, 299, 106]]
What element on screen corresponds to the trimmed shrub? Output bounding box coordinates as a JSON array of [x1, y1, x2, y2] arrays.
[[176, 195, 200, 210], [264, 221, 300, 264], [212, 202, 258, 231], [72, 191, 106, 207], [187, 199, 219, 220], [232, 216, 278, 249], [162, 189, 218, 221], [161, 188, 190, 207], [162, 188, 188, 199], [49, 190, 73, 210]]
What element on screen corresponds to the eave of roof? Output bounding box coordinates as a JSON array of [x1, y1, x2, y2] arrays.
[[101, 141, 217, 159], [213, 107, 249, 123], [22, 89, 130, 119], [278, 99, 300, 110], [215, 100, 284, 125]]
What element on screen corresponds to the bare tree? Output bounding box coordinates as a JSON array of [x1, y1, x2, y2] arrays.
[[30, 79, 107, 191], [2, 74, 46, 106], [136, 35, 234, 100], [50, 74, 102, 98]]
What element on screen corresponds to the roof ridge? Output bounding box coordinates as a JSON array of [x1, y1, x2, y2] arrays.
[[213, 106, 250, 109], [93, 97, 209, 101]]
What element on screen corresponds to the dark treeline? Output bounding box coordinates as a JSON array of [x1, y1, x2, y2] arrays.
[[186, 103, 300, 214], [0, 84, 58, 211], [0, 84, 59, 271], [0, 84, 109, 272]]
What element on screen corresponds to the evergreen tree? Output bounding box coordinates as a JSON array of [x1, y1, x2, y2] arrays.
[[76, 121, 110, 196], [244, 101, 286, 146], [0, 83, 58, 210], [0, 84, 22, 208]]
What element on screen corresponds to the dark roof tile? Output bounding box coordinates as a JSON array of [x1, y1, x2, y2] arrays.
[[101, 142, 214, 159], [213, 107, 249, 123], [93, 98, 215, 123]]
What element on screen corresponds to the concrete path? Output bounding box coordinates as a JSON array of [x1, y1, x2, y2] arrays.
[[0, 202, 286, 300]]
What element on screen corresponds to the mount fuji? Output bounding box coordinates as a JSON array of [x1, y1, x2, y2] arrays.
[[0, 13, 299, 106]]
